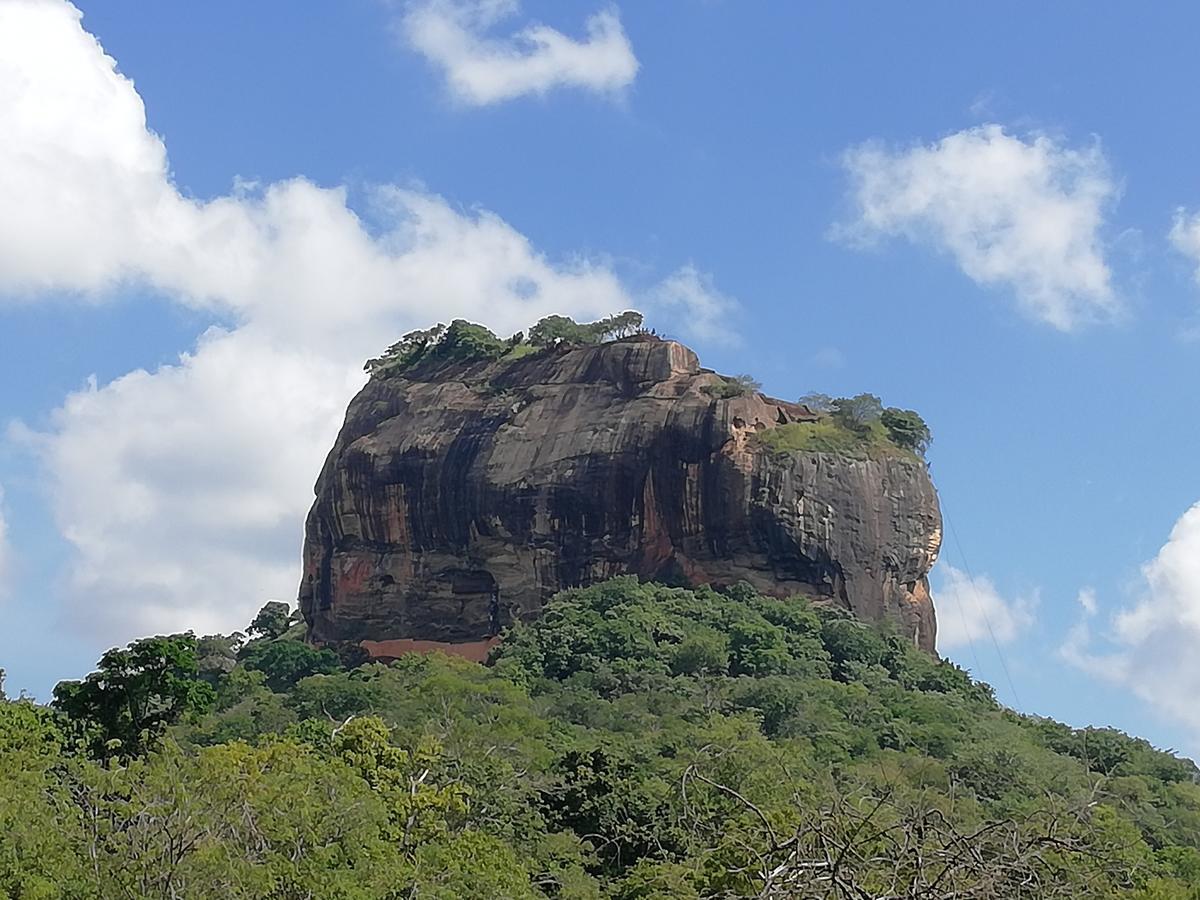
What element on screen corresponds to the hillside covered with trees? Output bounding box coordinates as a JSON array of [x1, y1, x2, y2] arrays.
[[3, 578, 1199, 898]]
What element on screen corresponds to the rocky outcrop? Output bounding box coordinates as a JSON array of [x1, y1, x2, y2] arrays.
[[299, 337, 942, 652]]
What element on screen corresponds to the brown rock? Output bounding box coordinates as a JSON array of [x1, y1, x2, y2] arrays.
[[299, 337, 942, 652]]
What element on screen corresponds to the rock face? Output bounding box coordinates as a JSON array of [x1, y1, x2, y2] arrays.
[[299, 337, 943, 652]]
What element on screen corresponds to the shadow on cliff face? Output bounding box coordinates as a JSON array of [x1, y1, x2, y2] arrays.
[[298, 336, 942, 654]]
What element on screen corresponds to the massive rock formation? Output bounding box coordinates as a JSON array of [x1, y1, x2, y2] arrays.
[[299, 337, 943, 653]]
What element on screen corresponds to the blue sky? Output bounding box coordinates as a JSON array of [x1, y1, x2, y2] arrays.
[[5, 0, 1200, 759]]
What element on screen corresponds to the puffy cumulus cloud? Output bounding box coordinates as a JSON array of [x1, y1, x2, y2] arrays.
[[1061, 504, 1200, 741], [0, 1, 628, 340], [14, 328, 357, 641], [933, 563, 1037, 653], [647, 265, 740, 346], [401, 0, 638, 106], [3, 0, 650, 644], [0, 0, 188, 298], [836, 124, 1119, 330]]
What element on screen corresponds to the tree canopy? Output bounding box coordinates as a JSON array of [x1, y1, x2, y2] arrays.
[[5, 578, 1196, 896], [51, 633, 216, 757], [365, 312, 648, 377]]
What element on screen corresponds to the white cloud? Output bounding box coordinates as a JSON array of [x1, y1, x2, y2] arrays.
[[1168, 209, 1200, 285], [2, 0, 649, 646], [1061, 503, 1200, 743], [648, 264, 740, 345], [1076, 586, 1098, 616], [933, 563, 1036, 653], [837, 124, 1119, 330], [401, 0, 638, 105]]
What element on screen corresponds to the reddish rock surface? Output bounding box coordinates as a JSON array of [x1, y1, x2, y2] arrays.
[[299, 337, 942, 652]]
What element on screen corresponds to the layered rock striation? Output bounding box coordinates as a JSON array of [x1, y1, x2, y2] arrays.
[[299, 337, 943, 652]]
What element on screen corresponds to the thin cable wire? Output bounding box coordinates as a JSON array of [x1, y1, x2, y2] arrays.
[[945, 512, 1023, 712], [944, 528, 985, 680]]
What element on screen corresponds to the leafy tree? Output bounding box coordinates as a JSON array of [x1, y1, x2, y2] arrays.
[[365, 323, 447, 375], [240, 639, 341, 692], [728, 621, 792, 676], [5, 577, 1200, 896], [595, 310, 645, 340], [797, 392, 835, 413], [73, 737, 405, 898], [438, 319, 508, 361], [52, 634, 216, 756], [528, 314, 597, 347], [528, 311, 645, 348], [333, 716, 469, 849], [831, 392, 884, 431], [820, 618, 889, 677], [881, 407, 933, 455], [247, 600, 293, 640], [541, 747, 677, 873], [0, 699, 87, 896], [670, 631, 729, 676]]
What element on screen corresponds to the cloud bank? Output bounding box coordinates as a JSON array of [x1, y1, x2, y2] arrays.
[[1061, 504, 1200, 746], [0, 0, 690, 644], [401, 0, 638, 106], [933, 563, 1036, 653], [837, 124, 1119, 330]]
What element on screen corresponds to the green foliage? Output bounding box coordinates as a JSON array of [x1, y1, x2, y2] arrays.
[[366, 312, 646, 378], [797, 391, 834, 413], [52, 633, 216, 757], [332, 716, 469, 848], [438, 318, 509, 361], [831, 392, 884, 430], [528, 314, 598, 347], [7, 577, 1200, 897], [881, 406, 933, 455], [761, 399, 932, 460], [247, 600, 292, 640], [239, 639, 341, 692], [773, 393, 933, 459], [528, 311, 644, 348], [758, 419, 872, 455], [701, 373, 762, 399], [362, 319, 509, 376], [364, 322, 447, 375]]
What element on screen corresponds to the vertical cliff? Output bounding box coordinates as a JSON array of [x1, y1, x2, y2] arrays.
[[299, 337, 942, 652]]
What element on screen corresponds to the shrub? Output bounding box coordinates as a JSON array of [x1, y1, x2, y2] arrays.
[[528, 311, 644, 348], [831, 393, 883, 431], [240, 641, 341, 692], [702, 374, 761, 399], [366, 312, 647, 376], [881, 407, 932, 455]]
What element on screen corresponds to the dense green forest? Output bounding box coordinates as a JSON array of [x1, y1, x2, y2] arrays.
[[3, 578, 1200, 898]]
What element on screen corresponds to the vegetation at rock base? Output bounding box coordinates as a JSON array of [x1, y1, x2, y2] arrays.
[[3, 579, 1199, 897], [364, 311, 646, 377]]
